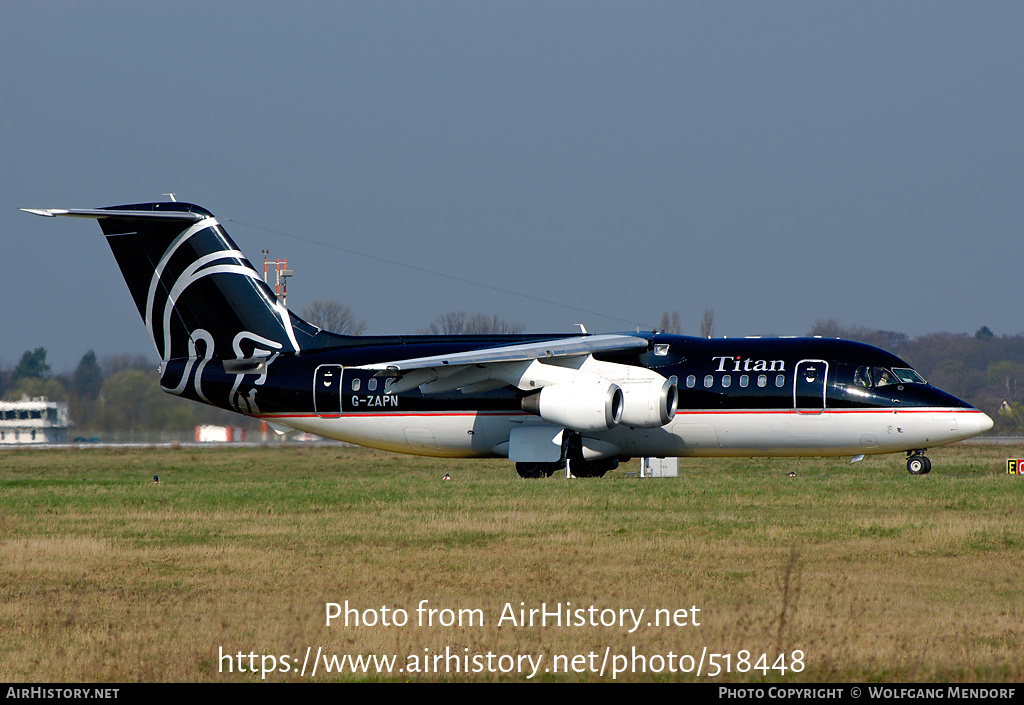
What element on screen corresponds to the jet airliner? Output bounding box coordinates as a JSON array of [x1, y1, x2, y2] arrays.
[[24, 201, 993, 477]]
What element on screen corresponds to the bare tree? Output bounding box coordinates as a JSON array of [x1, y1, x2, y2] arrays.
[[659, 310, 682, 334], [423, 311, 468, 335], [464, 312, 523, 334], [301, 299, 367, 335], [809, 318, 844, 338], [808, 319, 908, 351], [423, 311, 523, 335], [700, 309, 715, 338]]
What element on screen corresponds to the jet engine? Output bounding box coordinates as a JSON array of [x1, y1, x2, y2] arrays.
[[619, 376, 678, 428], [521, 381, 623, 432]]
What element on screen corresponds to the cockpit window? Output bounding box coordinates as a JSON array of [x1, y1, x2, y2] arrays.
[[874, 368, 896, 387], [892, 368, 926, 384], [853, 365, 926, 388]]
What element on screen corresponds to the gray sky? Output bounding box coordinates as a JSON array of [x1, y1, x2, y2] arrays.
[[4, 1, 1022, 372]]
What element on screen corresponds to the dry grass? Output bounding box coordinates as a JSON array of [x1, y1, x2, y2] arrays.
[[1, 443, 1022, 682]]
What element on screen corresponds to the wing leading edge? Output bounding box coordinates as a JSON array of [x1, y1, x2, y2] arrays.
[[361, 333, 649, 374]]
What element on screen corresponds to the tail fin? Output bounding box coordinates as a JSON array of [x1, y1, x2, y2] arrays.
[[25, 202, 313, 362]]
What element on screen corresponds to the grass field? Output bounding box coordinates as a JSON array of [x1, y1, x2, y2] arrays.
[[1, 442, 1022, 682]]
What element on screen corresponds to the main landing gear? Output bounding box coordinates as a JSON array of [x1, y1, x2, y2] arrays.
[[906, 450, 932, 475], [515, 457, 620, 478], [515, 432, 621, 478]]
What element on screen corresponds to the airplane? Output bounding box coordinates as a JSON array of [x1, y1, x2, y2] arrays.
[[24, 200, 994, 477]]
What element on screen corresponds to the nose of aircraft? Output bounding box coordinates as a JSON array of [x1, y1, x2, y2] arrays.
[[962, 411, 995, 438]]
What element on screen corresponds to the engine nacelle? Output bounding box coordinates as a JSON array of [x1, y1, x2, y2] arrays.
[[521, 382, 623, 432], [619, 376, 678, 428]]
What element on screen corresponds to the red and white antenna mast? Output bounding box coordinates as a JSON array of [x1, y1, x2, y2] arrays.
[[262, 250, 294, 306]]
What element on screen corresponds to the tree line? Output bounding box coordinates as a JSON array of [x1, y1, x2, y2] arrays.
[[0, 349, 241, 433]]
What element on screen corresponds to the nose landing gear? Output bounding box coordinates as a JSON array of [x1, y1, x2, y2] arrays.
[[906, 450, 931, 475]]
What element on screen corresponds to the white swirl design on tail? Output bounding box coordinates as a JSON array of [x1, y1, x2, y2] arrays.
[[145, 218, 221, 355], [162, 328, 214, 403], [145, 217, 300, 362], [228, 332, 283, 413]]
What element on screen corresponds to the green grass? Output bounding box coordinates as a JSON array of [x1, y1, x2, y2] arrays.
[[1, 443, 1022, 682]]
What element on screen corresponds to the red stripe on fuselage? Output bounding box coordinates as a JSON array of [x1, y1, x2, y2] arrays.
[[254, 408, 983, 420]]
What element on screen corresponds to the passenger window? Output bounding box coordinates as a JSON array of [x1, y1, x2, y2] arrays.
[[686, 375, 695, 388], [721, 375, 731, 388], [739, 375, 748, 388], [351, 378, 361, 392], [775, 374, 785, 388], [704, 375, 714, 388], [368, 378, 377, 391], [757, 375, 767, 388]]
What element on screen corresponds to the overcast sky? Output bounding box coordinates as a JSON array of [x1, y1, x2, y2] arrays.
[[3, 1, 1022, 372]]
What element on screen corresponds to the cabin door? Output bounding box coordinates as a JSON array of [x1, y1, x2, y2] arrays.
[[793, 360, 828, 414]]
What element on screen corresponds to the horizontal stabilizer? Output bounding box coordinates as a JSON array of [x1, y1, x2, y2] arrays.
[[22, 207, 205, 221]]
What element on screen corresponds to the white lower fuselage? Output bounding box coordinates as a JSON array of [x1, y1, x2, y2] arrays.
[[260, 406, 992, 459]]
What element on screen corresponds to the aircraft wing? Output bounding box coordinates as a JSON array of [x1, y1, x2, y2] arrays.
[[357, 334, 650, 395], [363, 334, 647, 371]]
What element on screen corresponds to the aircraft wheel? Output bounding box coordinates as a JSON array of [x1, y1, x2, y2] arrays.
[[516, 462, 562, 478], [907, 455, 931, 475], [516, 463, 544, 478], [570, 458, 619, 478]]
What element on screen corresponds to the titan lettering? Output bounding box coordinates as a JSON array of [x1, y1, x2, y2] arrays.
[[712, 356, 786, 373]]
